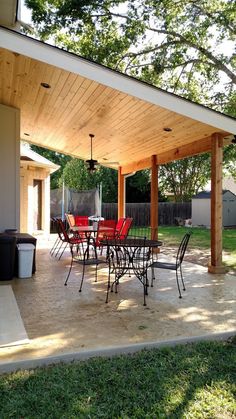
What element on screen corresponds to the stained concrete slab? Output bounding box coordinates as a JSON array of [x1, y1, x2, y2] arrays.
[[0, 234, 235, 365]]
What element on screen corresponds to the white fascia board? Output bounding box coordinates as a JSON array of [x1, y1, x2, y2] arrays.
[[1, 27, 236, 134], [20, 144, 60, 172], [21, 159, 60, 173]]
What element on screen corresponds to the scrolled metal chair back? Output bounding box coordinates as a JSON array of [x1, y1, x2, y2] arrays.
[[176, 232, 191, 267]]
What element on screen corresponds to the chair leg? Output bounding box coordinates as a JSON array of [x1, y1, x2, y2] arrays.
[[79, 261, 86, 292], [143, 271, 148, 306], [151, 265, 155, 287], [176, 269, 182, 298], [106, 261, 111, 303], [64, 246, 74, 286], [54, 240, 64, 258], [58, 243, 68, 260], [50, 237, 60, 255], [95, 264, 98, 282], [179, 264, 186, 291]]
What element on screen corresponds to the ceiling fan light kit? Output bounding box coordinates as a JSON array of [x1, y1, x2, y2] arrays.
[[85, 133, 119, 172], [86, 133, 98, 172]]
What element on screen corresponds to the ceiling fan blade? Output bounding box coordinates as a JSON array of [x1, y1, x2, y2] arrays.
[[98, 161, 119, 166], [103, 162, 119, 165]]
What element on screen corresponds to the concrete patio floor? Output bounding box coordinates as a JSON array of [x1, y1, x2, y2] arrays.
[[0, 234, 235, 367]]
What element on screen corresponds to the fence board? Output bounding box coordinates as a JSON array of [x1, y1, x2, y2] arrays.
[[102, 202, 191, 226]]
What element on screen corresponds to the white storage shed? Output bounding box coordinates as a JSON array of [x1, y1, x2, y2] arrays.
[[192, 190, 236, 227]]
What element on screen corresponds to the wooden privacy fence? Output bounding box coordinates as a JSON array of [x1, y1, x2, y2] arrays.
[[102, 202, 191, 226]]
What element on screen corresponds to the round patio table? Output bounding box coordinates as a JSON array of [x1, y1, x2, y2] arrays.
[[101, 237, 162, 306]]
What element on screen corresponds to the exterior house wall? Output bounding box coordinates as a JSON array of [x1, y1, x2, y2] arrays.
[[0, 104, 20, 232], [20, 165, 51, 235]]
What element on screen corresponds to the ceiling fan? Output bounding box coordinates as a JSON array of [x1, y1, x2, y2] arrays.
[[86, 133, 119, 172]]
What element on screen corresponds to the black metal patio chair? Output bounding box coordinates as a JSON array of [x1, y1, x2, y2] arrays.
[[150, 232, 192, 298], [64, 230, 107, 293], [50, 217, 68, 258], [105, 236, 154, 306]]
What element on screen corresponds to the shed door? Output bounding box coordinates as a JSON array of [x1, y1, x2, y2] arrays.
[[224, 199, 236, 226], [33, 180, 42, 230]]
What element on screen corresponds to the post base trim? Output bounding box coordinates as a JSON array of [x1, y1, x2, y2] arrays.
[[208, 264, 227, 274]]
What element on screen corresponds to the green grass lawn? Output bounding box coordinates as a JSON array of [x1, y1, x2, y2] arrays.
[[130, 226, 236, 270], [0, 340, 235, 418]]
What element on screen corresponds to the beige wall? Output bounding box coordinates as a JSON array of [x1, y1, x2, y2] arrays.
[[20, 165, 51, 235], [0, 104, 20, 232], [192, 198, 211, 227]]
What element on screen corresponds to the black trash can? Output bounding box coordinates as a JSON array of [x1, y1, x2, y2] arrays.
[[0, 235, 17, 280]]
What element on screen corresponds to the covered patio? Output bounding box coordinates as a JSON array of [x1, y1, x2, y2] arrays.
[[0, 234, 235, 369], [0, 22, 236, 369], [1, 27, 236, 273]]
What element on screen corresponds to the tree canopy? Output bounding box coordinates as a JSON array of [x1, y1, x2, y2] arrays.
[[25, 0, 236, 109], [25, 0, 236, 201], [61, 158, 118, 202]]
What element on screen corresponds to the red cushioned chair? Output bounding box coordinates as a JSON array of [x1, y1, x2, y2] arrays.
[[54, 218, 83, 260], [115, 218, 126, 238], [95, 220, 116, 253], [118, 217, 133, 239], [74, 216, 89, 226]]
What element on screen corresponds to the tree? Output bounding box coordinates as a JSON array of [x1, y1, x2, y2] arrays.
[[62, 158, 118, 202], [159, 154, 211, 202], [126, 170, 150, 202], [30, 144, 72, 189], [25, 0, 236, 201], [25, 0, 235, 110]]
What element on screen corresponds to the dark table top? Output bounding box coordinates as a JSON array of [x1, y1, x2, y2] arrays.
[[101, 237, 162, 248]]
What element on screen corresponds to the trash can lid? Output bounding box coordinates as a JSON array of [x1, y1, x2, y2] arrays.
[[17, 243, 35, 251]]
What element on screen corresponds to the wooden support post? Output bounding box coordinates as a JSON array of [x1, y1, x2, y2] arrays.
[[208, 133, 226, 274], [151, 155, 158, 240], [118, 166, 125, 219]]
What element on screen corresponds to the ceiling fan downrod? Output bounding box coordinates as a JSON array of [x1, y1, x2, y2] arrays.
[[86, 133, 98, 172]]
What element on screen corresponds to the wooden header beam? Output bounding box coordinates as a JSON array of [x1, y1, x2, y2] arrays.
[[121, 134, 230, 174]]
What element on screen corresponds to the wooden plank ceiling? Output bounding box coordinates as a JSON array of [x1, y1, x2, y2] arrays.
[[0, 47, 230, 172]]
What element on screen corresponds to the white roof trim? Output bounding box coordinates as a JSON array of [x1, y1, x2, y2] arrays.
[[1, 27, 236, 134], [20, 144, 60, 173]]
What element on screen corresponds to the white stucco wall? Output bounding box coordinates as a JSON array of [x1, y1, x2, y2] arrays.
[[0, 104, 20, 232]]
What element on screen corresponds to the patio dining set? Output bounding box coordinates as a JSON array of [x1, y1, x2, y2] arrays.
[[50, 214, 191, 306]]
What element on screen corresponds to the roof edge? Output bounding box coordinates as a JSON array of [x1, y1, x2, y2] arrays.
[[1, 26, 236, 134]]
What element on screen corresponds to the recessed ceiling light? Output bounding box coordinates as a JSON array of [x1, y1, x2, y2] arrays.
[[40, 82, 51, 89], [163, 127, 172, 132], [24, 133, 30, 136]]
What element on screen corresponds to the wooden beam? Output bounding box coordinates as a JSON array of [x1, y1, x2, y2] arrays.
[[208, 133, 226, 274], [121, 136, 214, 174], [158, 136, 213, 165], [121, 157, 152, 175], [118, 166, 125, 219], [151, 155, 158, 240]]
